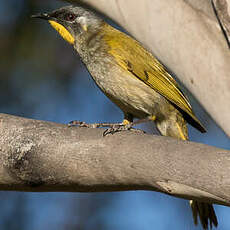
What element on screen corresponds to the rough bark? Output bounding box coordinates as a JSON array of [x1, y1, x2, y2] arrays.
[[65, 0, 230, 137], [0, 113, 229, 207]]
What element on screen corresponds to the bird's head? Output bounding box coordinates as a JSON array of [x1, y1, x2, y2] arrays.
[[32, 5, 103, 45]]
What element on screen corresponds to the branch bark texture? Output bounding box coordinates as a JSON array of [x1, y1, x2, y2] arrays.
[[68, 0, 230, 137], [0, 113, 230, 207]]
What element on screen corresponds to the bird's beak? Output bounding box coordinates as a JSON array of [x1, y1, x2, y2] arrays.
[[31, 12, 75, 45], [31, 13, 51, 20]]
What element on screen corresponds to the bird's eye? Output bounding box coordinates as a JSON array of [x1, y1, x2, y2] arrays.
[[65, 13, 76, 21]]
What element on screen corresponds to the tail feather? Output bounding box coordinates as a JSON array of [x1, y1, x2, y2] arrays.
[[190, 200, 218, 229], [190, 200, 198, 226]]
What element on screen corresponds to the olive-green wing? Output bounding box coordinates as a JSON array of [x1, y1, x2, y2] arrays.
[[103, 26, 206, 132]]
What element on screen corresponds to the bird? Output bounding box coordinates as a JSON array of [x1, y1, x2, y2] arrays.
[[32, 5, 218, 229]]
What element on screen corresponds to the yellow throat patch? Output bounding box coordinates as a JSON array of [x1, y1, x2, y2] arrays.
[[49, 20, 74, 45]]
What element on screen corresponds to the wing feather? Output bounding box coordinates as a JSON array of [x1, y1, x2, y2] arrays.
[[103, 26, 206, 132]]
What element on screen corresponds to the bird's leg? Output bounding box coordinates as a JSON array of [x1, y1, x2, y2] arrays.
[[68, 114, 134, 130], [131, 115, 156, 126], [68, 120, 124, 128], [102, 114, 155, 136], [102, 116, 130, 136], [69, 115, 155, 135], [101, 113, 133, 136]]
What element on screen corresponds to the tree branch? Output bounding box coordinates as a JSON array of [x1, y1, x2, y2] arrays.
[[211, 0, 230, 48], [0, 113, 229, 206], [67, 0, 230, 137]]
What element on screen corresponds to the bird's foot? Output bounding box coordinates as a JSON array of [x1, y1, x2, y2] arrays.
[[103, 123, 132, 136], [103, 123, 145, 136], [68, 120, 145, 136], [68, 120, 128, 130], [68, 120, 103, 128]]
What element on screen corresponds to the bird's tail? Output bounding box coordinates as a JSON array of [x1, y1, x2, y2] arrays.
[[190, 200, 218, 229], [156, 117, 218, 229]]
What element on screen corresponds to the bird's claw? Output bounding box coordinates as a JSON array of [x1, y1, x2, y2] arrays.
[[68, 120, 92, 127], [68, 120, 145, 136], [103, 124, 132, 136]]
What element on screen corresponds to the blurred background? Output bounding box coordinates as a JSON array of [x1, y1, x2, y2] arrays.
[[1, 0, 230, 229]]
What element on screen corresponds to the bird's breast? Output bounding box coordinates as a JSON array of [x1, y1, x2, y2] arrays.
[[80, 48, 171, 119]]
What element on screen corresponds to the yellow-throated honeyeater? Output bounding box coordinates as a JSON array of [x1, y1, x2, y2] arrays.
[[32, 5, 217, 229]]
